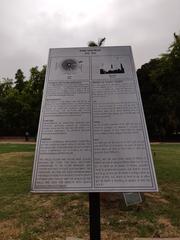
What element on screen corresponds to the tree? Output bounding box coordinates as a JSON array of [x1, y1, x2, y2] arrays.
[[88, 37, 106, 47], [0, 66, 46, 136], [14, 69, 25, 92], [22, 66, 46, 135], [137, 33, 180, 140], [0, 78, 14, 135]]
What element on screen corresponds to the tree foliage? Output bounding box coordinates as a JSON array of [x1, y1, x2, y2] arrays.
[[0, 67, 46, 136], [137, 33, 180, 140], [14, 69, 25, 92], [88, 37, 106, 47]]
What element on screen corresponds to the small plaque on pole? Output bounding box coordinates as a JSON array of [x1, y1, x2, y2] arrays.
[[31, 46, 158, 193]]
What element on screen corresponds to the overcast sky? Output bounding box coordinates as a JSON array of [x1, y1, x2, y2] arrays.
[[1, 0, 180, 79]]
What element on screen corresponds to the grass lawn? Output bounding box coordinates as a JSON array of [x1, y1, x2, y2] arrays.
[[0, 142, 180, 240]]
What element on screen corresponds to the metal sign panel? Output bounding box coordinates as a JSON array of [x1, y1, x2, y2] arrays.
[[123, 192, 142, 206], [31, 46, 158, 192]]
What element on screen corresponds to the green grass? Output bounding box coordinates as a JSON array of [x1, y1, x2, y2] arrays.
[[0, 142, 180, 240], [0, 143, 35, 154], [152, 143, 180, 183]]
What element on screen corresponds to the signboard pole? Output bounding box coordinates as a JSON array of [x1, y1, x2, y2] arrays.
[[89, 192, 101, 240]]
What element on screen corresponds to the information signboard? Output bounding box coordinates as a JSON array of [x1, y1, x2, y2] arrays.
[[31, 46, 158, 192]]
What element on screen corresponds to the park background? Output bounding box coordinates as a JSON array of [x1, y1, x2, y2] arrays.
[[0, 33, 180, 141], [0, 0, 180, 239]]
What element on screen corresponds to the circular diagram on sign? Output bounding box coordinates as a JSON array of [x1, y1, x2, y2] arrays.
[[61, 59, 78, 72]]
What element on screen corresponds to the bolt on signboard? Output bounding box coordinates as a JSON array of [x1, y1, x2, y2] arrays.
[[31, 46, 158, 193]]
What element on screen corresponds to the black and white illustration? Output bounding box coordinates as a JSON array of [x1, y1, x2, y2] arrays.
[[92, 55, 133, 79], [49, 56, 89, 81], [60, 59, 82, 73], [100, 63, 125, 74]]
